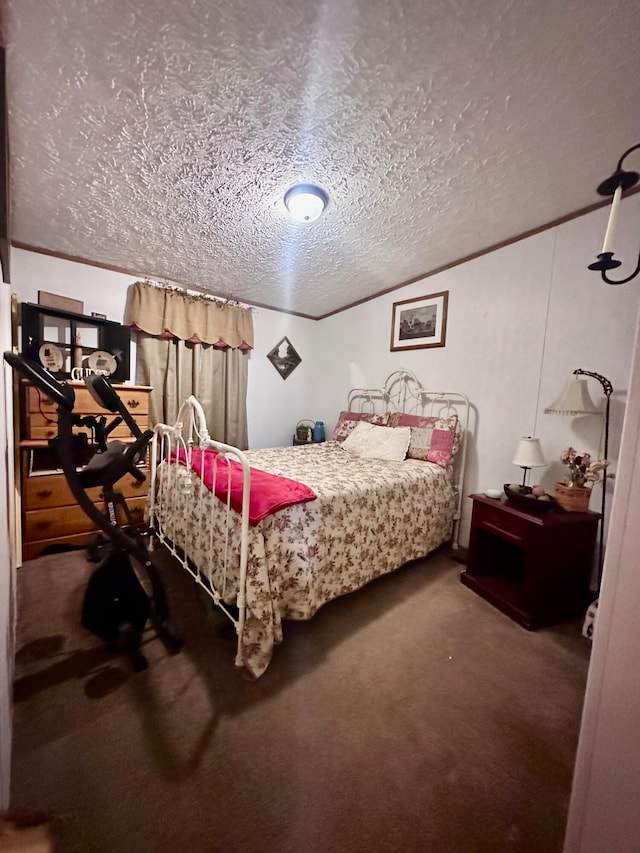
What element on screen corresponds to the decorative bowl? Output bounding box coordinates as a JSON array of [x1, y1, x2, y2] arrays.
[[503, 483, 557, 512], [484, 488, 502, 499]]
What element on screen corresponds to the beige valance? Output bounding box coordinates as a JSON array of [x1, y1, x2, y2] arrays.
[[124, 281, 254, 350]]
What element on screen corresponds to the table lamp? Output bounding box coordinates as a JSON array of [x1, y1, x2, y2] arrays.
[[512, 437, 546, 486]]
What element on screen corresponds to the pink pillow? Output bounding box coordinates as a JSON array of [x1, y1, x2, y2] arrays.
[[388, 411, 460, 459], [427, 428, 456, 468], [388, 412, 438, 429], [332, 411, 390, 442]]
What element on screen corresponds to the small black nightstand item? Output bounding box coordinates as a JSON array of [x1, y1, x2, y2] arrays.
[[461, 494, 599, 629]]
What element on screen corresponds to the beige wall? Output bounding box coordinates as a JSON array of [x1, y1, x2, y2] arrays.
[[9, 248, 321, 452]]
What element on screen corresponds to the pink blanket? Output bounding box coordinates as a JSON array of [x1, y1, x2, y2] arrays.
[[174, 448, 316, 524]]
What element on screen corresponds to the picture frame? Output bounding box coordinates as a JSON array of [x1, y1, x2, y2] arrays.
[[267, 336, 302, 380], [390, 290, 449, 352], [38, 290, 84, 314]]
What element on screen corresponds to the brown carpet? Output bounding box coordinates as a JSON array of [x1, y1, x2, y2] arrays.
[[10, 547, 590, 853]]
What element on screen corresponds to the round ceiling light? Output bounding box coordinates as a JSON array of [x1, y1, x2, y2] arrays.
[[284, 183, 329, 223]]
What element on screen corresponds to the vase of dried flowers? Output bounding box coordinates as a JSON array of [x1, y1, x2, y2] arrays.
[[554, 447, 608, 512]]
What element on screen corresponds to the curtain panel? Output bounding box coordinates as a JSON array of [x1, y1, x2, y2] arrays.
[[124, 280, 254, 350], [125, 282, 251, 448], [135, 335, 249, 449]]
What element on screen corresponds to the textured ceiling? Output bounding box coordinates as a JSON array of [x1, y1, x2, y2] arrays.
[[3, 0, 640, 317]]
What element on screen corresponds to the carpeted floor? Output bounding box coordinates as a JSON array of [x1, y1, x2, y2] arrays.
[[10, 547, 591, 853]]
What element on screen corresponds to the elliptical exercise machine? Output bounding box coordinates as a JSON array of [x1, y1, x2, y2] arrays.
[[4, 351, 182, 671]]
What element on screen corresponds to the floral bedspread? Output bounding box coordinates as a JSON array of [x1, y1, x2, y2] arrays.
[[154, 440, 456, 678]]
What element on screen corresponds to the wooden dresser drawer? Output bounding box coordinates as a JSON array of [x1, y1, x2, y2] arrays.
[[115, 389, 150, 415], [22, 532, 101, 563], [474, 501, 532, 545], [25, 503, 101, 540], [26, 383, 150, 416], [23, 469, 149, 510], [26, 412, 148, 442], [24, 496, 148, 543]]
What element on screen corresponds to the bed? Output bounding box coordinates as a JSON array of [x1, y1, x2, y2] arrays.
[[148, 370, 470, 679]]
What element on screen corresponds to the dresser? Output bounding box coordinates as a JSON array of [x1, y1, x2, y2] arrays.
[[19, 381, 152, 562]]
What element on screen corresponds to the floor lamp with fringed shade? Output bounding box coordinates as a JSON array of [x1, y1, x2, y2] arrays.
[[544, 370, 613, 590]]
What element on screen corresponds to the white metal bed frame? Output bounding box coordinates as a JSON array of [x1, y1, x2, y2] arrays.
[[149, 395, 252, 667], [347, 369, 469, 549], [148, 369, 469, 672]]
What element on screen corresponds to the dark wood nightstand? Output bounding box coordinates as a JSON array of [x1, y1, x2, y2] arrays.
[[460, 494, 599, 629]]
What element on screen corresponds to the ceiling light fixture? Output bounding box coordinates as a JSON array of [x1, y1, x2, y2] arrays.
[[284, 184, 328, 223], [588, 142, 640, 284]]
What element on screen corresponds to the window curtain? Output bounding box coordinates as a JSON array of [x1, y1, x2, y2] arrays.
[[124, 281, 253, 448]]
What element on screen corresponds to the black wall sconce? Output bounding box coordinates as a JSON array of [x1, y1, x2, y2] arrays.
[[588, 142, 640, 285]]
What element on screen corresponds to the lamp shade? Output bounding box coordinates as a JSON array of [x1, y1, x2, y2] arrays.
[[544, 377, 601, 416], [512, 437, 546, 468]]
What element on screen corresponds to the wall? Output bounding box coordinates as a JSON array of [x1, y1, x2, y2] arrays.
[[247, 307, 321, 449], [315, 196, 640, 545], [9, 248, 320, 451]]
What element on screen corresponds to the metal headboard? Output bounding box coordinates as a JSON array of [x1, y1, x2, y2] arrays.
[[348, 369, 470, 549]]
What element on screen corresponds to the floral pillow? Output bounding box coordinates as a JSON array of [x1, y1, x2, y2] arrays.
[[387, 412, 460, 465], [332, 410, 390, 442], [427, 428, 457, 468]]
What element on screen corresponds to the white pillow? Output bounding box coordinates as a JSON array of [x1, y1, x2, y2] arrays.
[[341, 421, 410, 462]]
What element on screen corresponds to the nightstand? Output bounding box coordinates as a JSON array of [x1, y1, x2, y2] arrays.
[[292, 436, 313, 446], [460, 494, 599, 629]]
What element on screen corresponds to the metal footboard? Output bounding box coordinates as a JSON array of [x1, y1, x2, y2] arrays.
[[148, 395, 251, 669]]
